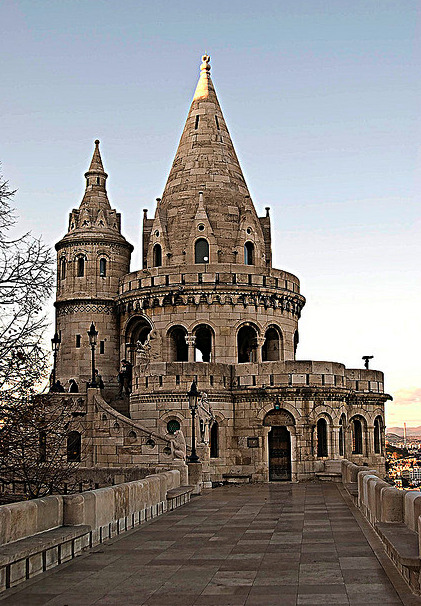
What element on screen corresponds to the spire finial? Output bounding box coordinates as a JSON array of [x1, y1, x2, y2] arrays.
[[95, 139, 100, 146], [200, 54, 211, 73]]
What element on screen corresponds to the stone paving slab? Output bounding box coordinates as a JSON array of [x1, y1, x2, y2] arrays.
[[1, 482, 420, 605]]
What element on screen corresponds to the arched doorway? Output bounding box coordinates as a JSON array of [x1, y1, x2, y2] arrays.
[[268, 427, 291, 480], [264, 408, 295, 481]]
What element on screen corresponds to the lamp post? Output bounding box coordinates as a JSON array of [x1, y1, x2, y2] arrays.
[[273, 395, 281, 410], [87, 322, 98, 388], [187, 380, 200, 463], [51, 331, 61, 386]]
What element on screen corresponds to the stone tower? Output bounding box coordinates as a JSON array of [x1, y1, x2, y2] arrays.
[[54, 140, 133, 387]]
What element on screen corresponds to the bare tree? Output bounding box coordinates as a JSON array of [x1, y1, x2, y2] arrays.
[[0, 394, 87, 498], [0, 170, 60, 499]]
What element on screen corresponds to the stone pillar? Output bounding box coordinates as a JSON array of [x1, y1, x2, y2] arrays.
[[188, 461, 203, 494], [185, 334, 196, 363], [256, 337, 265, 363]]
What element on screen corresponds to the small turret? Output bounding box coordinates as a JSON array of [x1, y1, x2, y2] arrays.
[[54, 140, 133, 389]]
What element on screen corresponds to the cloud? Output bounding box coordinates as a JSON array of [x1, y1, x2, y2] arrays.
[[392, 387, 421, 406]]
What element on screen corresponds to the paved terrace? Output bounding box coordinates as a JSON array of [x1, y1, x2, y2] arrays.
[[1, 483, 420, 606]]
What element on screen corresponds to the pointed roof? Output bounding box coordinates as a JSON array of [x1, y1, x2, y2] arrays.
[[86, 139, 107, 175], [154, 54, 264, 265], [79, 139, 111, 212]]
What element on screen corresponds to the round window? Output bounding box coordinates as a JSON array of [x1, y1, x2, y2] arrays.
[[246, 227, 252, 235], [154, 230, 160, 237], [198, 224, 205, 232], [167, 419, 181, 434]]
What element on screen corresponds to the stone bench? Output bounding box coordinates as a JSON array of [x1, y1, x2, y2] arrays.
[[315, 472, 342, 483], [0, 524, 91, 591], [376, 522, 421, 593], [166, 486, 193, 511], [222, 474, 252, 484]]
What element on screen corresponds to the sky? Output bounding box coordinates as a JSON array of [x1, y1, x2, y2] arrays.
[[1, 0, 420, 427]]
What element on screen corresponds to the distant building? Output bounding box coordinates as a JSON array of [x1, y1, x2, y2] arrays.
[[53, 55, 390, 482]]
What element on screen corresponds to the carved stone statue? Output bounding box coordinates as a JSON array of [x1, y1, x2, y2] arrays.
[[171, 429, 186, 461]]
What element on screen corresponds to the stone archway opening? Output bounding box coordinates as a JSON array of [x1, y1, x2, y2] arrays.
[[264, 408, 295, 481], [194, 324, 213, 362], [125, 316, 152, 365], [168, 326, 188, 362], [237, 324, 258, 363]]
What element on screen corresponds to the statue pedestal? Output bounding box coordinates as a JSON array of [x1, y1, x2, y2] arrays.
[[187, 462, 203, 494]]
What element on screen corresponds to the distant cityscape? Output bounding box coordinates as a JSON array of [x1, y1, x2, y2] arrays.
[[386, 425, 421, 489]]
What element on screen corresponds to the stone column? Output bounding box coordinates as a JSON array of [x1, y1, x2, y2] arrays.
[[256, 336, 265, 364], [185, 334, 196, 363]]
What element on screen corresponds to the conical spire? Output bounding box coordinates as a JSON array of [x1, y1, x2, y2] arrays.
[[87, 139, 106, 174], [153, 54, 265, 266], [79, 139, 111, 211]]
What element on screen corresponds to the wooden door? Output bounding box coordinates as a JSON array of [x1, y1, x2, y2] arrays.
[[268, 426, 291, 481]]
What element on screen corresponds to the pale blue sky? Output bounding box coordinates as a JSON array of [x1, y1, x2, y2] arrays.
[[1, 0, 420, 425]]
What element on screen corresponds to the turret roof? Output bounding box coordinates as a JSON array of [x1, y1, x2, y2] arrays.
[[153, 54, 264, 265]]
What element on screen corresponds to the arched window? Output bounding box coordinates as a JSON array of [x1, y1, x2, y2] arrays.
[[153, 244, 162, 267], [317, 419, 328, 457], [210, 421, 219, 458], [374, 417, 382, 454], [39, 431, 47, 463], [237, 324, 258, 363], [67, 431, 81, 462], [195, 238, 209, 264], [77, 257, 85, 277], [352, 418, 363, 454], [262, 327, 281, 361], [99, 258, 107, 277], [60, 258, 66, 280], [244, 241, 254, 265], [339, 414, 346, 457], [194, 324, 213, 362], [168, 326, 188, 362]]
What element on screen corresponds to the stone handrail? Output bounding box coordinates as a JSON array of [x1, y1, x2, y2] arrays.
[[341, 460, 421, 594], [0, 470, 182, 592]]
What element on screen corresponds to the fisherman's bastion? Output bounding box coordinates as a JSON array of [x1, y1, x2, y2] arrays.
[[52, 54, 390, 485]]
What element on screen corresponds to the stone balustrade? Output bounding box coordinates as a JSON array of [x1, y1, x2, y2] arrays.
[[341, 460, 421, 594], [0, 470, 184, 592]]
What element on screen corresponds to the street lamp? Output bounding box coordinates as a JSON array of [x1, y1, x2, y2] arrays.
[[187, 380, 200, 463], [51, 331, 61, 386], [87, 322, 98, 388], [273, 395, 281, 410]]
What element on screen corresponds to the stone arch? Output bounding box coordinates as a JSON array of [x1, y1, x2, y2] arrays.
[[75, 253, 87, 278], [339, 413, 346, 457], [374, 415, 383, 455], [193, 324, 214, 362], [237, 322, 259, 363], [263, 408, 295, 427], [167, 325, 188, 361], [350, 414, 367, 455], [124, 315, 153, 365], [262, 325, 283, 361]]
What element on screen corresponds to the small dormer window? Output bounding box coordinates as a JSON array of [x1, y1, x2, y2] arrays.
[[97, 177, 100, 185], [154, 230, 160, 237], [99, 258, 107, 277], [195, 238, 209, 264], [244, 241, 254, 265], [215, 115, 220, 130], [195, 115, 199, 129], [153, 244, 162, 267], [198, 224, 205, 232], [60, 258, 66, 280], [246, 227, 252, 235]]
